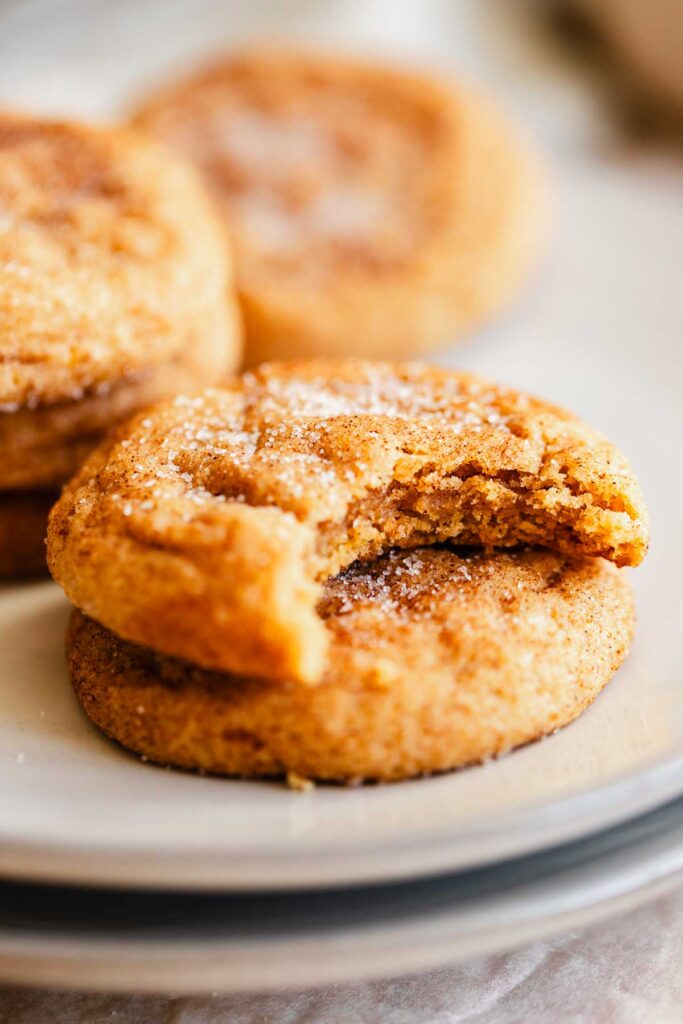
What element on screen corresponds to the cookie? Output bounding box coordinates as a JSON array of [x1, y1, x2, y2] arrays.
[[133, 47, 547, 364], [48, 361, 648, 684], [0, 111, 242, 575], [66, 548, 634, 781], [0, 329, 230, 576], [0, 313, 231, 491], [0, 112, 241, 408]]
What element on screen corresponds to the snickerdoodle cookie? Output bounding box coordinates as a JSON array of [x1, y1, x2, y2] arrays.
[[133, 48, 547, 364], [67, 547, 634, 781], [0, 111, 242, 574], [48, 361, 648, 684]]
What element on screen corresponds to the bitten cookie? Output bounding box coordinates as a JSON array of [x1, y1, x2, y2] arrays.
[[48, 360, 648, 684], [0, 111, 242, 574], [133, 48, 547, 364], [67, 547, 634, 782]]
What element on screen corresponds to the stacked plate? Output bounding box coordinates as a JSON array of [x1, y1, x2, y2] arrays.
[[0, 0, 681, 995]]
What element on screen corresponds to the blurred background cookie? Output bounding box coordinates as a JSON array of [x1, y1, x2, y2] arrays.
[[133, 47, 548, 365], [0, 111, 242, 575]]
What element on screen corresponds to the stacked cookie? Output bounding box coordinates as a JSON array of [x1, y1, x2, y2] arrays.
[[47, 361, 648, 782], [0, 112, 242, 575], [133, 48, 547, 365]]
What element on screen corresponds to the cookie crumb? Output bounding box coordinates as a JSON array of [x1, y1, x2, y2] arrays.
[[286, 771, 315, 791]]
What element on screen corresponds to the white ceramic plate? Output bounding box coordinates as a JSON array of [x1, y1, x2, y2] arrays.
[[0, 0, 681, 891], [0, 797, 680, 994]]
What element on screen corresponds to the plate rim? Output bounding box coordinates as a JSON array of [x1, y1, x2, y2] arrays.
[[0, 750, 681, 890], [0, 798, 680, 994]]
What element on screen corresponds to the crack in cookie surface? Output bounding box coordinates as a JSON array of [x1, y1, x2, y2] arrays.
[[48, 361, 648, 684]]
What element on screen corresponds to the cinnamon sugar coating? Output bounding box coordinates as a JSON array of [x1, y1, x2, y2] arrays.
[[67, 548, 634, 781], [0, 111, 242, 575], [133, 48, 547, 363], [0, 111, 241, 407], [48, 361, 648, 684], [0, 311, 232, 491]]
